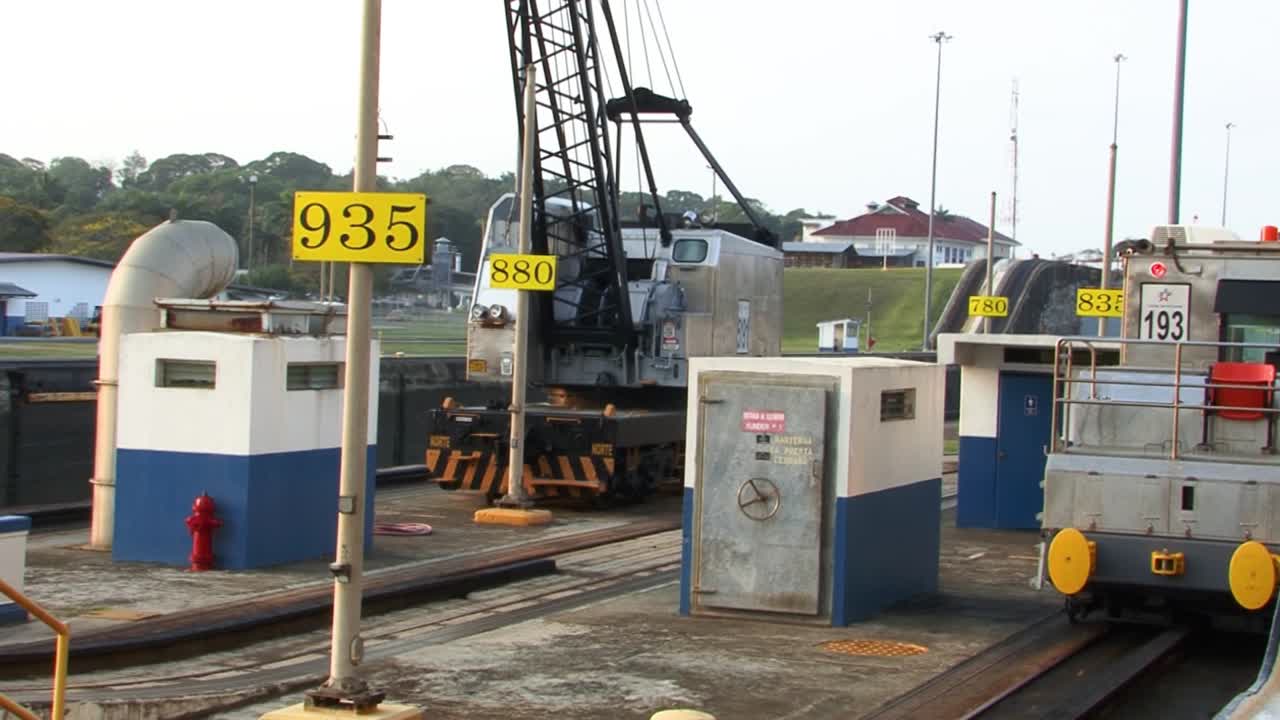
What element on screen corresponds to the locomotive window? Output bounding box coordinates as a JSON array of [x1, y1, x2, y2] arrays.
[[672, 238, 708, 263], [1223, 314, 1280, 363]]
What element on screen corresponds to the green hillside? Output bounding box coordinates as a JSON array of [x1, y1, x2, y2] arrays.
[[782, 267, 964, 353]]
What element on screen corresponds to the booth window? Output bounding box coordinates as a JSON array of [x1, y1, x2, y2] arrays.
[[156, 359, 216, 389], [288, 362, 342, 391], [672, 238, 708, 264], [880, 388, 916, 421]]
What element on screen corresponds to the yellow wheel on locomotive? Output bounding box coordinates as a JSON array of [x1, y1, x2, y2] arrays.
[[1228, 540, 1279, 611], [1047, 528, 1094, 595]]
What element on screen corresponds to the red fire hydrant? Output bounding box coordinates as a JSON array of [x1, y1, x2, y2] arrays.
[[184, 493, 222, 572]]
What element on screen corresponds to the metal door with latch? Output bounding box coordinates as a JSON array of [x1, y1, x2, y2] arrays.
[[695, 381, 827, 615]]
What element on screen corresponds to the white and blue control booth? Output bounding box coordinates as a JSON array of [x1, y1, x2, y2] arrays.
[[937, 333, 1120, 530], [112, 300, 378, 570], [0, 514, 30, 624]]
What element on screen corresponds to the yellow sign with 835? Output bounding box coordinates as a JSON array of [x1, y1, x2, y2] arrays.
[[291, 191, 427, 264], [1075, 288, 1124, 318]]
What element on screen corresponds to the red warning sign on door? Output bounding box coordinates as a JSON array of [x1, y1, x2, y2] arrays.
[[742, 409, 786, 433]]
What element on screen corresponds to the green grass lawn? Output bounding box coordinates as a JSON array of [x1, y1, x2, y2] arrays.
[[374, 313, 467, 356], [782, 267, 964, 353], [0, 341, 99, 359]]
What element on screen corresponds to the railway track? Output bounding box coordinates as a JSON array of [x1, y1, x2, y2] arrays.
[[5, 487, 962, 717], [5, 532, 684, 716], [865, 615, 1211, 720]]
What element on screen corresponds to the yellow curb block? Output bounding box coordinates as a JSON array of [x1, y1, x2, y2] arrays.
[[259, 702, 423, 719], [473, 507, 554, 526]]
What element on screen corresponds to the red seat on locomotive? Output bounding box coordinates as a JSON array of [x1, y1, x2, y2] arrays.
[[1207, 361, 1276, 421]]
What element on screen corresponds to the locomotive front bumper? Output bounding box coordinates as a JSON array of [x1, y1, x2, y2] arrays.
[[1045, 528, 1280, 612]]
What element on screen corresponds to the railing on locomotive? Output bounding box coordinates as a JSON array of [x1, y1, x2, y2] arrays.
[[1050, 336, 1280, 461]]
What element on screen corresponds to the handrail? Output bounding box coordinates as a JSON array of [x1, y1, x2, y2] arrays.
[[0, 576, 68, 720], [1053, 336, 1280, 460]]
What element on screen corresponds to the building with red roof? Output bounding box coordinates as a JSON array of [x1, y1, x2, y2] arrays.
[[802, 196, 1018, 268]]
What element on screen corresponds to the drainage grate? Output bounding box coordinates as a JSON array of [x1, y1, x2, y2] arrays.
[[820, 639, 929, 657]]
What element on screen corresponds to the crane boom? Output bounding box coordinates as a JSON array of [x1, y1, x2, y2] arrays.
[[505, 0, 669, 348]]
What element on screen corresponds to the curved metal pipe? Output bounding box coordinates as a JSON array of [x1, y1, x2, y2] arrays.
[[89, 219, 238, 550]]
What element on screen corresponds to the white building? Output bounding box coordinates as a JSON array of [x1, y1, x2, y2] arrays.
[[0, 253, 286, 336], [0, 254, 113, 334], [808, 196, 1019, 267]]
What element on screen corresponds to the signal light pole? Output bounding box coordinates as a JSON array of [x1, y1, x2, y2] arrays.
[[922, 30, 952, 350]]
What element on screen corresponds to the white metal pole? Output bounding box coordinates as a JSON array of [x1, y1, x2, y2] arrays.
[[1168, 0, 1189, 224], [324, 0, 380, 696], [922, 31, 950, 350], [985, 191, 996, 334], [500, 63, 538, 509], [1221, 122, 1234, 226], [1102, 53, 1125, 301]]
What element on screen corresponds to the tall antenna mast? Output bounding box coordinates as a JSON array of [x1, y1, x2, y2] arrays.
[[1007, 78, 1020, 248]]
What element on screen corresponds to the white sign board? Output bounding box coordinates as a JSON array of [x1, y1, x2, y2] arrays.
[[1138, 283, 1190, 342]]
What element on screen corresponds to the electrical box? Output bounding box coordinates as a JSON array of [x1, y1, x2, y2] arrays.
[[680, 356, 943, 625]]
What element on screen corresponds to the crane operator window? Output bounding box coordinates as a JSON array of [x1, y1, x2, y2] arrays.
[[673, 238, 708, 264]]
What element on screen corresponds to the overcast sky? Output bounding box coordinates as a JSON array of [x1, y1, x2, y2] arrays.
[[2, 1, 1275, 257]]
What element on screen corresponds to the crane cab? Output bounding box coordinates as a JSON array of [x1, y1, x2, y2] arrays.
[[464, 193, 782, 391]]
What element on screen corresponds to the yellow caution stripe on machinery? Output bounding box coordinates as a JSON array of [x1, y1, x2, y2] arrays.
[[432, 450, 616, 500]]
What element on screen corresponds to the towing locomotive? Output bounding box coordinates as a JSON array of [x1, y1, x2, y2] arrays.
[[1042, 223, 1280, 624]]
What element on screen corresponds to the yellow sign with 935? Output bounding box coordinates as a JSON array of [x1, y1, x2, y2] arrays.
[[1075, 288, 1124, 318], [291, 191, 427, 264], [488, 253, 557, 291]]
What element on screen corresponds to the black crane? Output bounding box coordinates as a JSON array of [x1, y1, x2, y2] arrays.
[[504, 0, 777, 352]]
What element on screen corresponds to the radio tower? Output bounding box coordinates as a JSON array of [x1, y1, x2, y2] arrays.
[[1006, 79, 1020, 248]]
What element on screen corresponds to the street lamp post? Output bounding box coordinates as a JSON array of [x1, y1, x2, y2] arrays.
[[1102, 53, 1125, 305], [247, 174, 258, 271], [922, 30, 952, 350], [1221, 122, 1235, 226], [1168, 0, 1189, 224]]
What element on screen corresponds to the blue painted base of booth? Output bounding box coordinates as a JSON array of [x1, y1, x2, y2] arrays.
[[957, 435, 998, 528], [679, 478, 941, 625], [112, 446, 377, 570], [832, 478, 940, 625], [0, 602, 27, 625]]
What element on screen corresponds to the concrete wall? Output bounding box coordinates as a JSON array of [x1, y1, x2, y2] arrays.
[[0, 356, 516, 509], [0, 354, 951, 511]]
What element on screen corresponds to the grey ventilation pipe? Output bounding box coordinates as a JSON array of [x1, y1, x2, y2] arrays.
[[89, 219, 239, 550]]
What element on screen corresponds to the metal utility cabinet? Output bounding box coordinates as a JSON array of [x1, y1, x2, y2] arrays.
[[680, 356, 943, 625]]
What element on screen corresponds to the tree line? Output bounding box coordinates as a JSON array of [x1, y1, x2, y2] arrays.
[[0, 150, 828, 294]]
